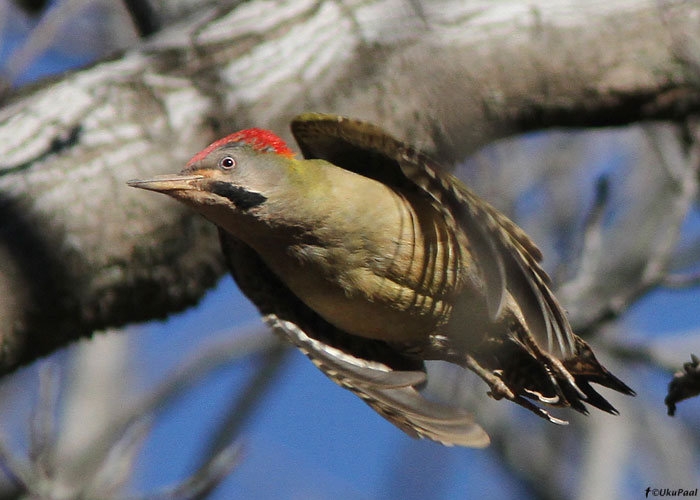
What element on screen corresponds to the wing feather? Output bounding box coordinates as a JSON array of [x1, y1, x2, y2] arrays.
[[291, 113, 575, 359]]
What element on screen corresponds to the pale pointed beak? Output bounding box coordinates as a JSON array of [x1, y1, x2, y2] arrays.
[[126, 174, 205, 193]]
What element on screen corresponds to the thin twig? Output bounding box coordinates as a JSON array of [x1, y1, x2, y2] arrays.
[[559, 174, 609, 300], [121, 0, 160, 37], [130, 442, 243, 500], [2, 0, 89, 85], [665, 354, 700, 416], [661, 269, 700, 289], [569, 124, 700, 336], [0, 431, 31, 491], [597, 340, 679, 374], [88, 417, 154, 497], [557, 172, 611, 334], [70, 324, 280, 483], [28, 363, 59, 481], [196, 341, 290, 466]]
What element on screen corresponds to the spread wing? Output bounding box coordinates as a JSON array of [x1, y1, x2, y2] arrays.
[[291, 113, 575, 359], [219, 230, 489, 447]]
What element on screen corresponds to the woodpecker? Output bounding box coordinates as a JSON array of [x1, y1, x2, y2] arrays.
[[128, 113, 634, 447]]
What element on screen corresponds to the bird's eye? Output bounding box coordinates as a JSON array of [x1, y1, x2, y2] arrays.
[[219, 156, 236, 169]]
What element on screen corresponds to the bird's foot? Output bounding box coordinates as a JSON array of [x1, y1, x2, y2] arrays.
[[464, 358, 515, 401], [464, 354, 569, 425]]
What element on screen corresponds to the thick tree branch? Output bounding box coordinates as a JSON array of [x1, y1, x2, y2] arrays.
[[1, 0, 699, 374]]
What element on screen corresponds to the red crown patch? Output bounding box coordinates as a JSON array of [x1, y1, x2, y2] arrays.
[[187, 128, 294, 167]]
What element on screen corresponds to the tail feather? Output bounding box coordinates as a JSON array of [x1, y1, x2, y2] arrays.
[[572, 378, 618, 414], [563, 336, 636, 396], [470, 331, 632, 420]]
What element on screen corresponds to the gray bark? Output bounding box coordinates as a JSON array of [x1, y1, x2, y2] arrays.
[[0, 0, 699, 374]]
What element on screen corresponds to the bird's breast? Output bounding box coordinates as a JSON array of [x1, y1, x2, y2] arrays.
[[255, 185, 476, 342]]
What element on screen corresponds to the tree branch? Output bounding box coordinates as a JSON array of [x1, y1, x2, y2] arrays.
[[1, 0, 700, 374]]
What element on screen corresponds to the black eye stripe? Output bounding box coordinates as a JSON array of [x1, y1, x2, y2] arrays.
[[209, 181, 267, 210]]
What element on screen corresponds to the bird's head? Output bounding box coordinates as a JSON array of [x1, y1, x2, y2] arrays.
[[128, 128, 296, 216], [127, 128, 309, 245]]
